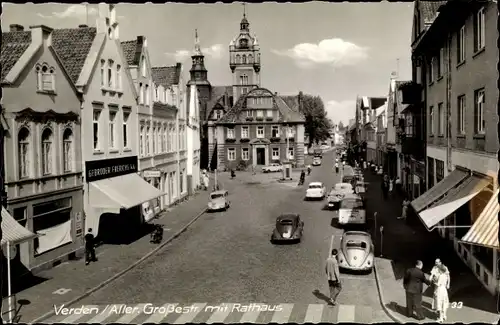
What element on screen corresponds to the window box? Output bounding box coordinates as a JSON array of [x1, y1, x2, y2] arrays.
[[240, 138, 250, 143], [225, 138, 236, 143], [266, 117, 273, 121], [270, 137, 280, 143], [246, 117, 254, 121], [256, 116, 264, 121]]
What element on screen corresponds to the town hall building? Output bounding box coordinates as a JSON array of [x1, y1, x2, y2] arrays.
[[189, 9, 306, 170]]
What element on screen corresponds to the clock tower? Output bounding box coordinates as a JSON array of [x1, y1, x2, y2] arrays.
[[188, 29, 211, 118], [229, 6, 261, 102]]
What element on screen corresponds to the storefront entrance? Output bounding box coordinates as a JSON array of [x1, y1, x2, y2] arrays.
[[256, 148, 265, 165]]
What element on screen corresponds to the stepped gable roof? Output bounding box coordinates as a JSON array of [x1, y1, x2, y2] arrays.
[[1, 30, 32, 82], [120, 40, 140, 65], [152, 64, 181, 88], [51, 27, 97, 84], [217, 87, 305, 124]]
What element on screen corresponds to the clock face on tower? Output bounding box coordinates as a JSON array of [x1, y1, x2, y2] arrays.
[[239, 38, 248, 48]]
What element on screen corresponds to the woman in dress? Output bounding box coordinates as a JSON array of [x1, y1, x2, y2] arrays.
[[398, 198, 410, 220], [433, 264, 450, 323]]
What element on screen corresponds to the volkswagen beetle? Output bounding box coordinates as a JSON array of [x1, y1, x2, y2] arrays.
[[271, 214, 304, 243], [337, 193, 366, 225], [337, 231, 374, 273], [326, 183, 354, 209], [207, 190, 230, 211]]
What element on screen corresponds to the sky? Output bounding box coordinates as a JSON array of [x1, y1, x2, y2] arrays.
[[2, 2, 414, 125]]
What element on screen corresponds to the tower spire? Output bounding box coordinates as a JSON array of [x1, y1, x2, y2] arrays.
[[243, 2, 246, 18], [194, 29, 202, 55]]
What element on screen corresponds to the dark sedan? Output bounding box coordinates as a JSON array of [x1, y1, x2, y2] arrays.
[[271, 214, 304, 243]]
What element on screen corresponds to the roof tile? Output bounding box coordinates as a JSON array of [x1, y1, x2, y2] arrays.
[[1, 31, 32, 82], [152, 64, 181, 88], [51, 27, 97, 84], [120, 40, 138, 65], [421, 1, 447, 24]]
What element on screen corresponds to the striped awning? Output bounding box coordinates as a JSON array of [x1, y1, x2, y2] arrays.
[[1, 207, 37, 246], [411, 168, 469, 212], [460, 189, 499, 249]]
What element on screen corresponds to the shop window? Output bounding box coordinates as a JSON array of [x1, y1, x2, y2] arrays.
[[33, 198, 72, 256]]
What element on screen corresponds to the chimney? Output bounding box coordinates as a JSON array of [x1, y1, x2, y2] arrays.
[[79, 24, 88, 28], [29, 25, 54, 45], [10, 24, 24, 32]]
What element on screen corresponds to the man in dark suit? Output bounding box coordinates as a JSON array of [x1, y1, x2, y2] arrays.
[[403, 260, 430, 320]]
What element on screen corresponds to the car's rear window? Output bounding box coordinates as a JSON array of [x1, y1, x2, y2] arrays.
[[211, 194, 224, 199], [346, 241, 367, 249], [309, 184, 322, 189], [280, 220, 293, 225]]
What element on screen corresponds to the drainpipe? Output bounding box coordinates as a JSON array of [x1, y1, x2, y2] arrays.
[[446, 33, 452, 172], [0, 104, 4, 317]]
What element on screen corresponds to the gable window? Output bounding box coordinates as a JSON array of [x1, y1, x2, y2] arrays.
[[93, 109, 101, 150], [457, 26, 466, 64], [227, 127, 235, 139], [429, 106, 434, 135], [241, 126, 249, 138], [437, 103, 444, 135], [145, 84, 150, 105], [286, 126, 295, 138], [123, 111, 130, 148], [242, 55, 247, 64], [271, 125, 280, 137], [457, 95, 466, 134], [100, 59, 106, 86], [227, 148, 236, 161], [141, 56, 147, 77], [241, 148, 249, 161], [63, 128, 73, 172], [242, 87, 248, 94], [35, 64, 55, 92], [216, 110, 222, 120], [108, 60, 114, 88], [272, 147, 280, 159], [473, 7, 485, 52], [140, 125, 145, 156], [474, 89, 485, 134], [240, 74, 248, 85], [429, 58, 435, 83], [288, 147, 294, 159], [163, 124, 168, 152], [159, 125, 164, 152], [116, 65, 122, 90], [152, 126, 157, 154], [257, 126, 264, 138], [139, 83, 144, 104], [41, 128, 53, 175], [257, 110, 263, 117], [266, 110, 273, 118], [109, 110, 117, 149], [18, 127, 30, 179], [246, 110, 253, 117]]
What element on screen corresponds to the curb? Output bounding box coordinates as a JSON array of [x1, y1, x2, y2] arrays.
[[373, 259, 404, 324], [29, 207, 208, 324]]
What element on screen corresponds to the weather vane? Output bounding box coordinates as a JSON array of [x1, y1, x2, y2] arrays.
[[243, 2, 246, 17]]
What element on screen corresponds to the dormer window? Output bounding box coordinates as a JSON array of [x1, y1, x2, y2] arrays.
[[246, 110, 253, 117], [141, 56, 147, 77], [35, 63, 55, 92], [216, 110, 222, 120]]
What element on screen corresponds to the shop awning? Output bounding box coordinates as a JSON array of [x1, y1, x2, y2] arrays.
[[460, 189, 499, 249], [418, 175, 490, 230], [411, 168, 469, 212], [89, 173, 165, 213], [1, 207, 37, 246]]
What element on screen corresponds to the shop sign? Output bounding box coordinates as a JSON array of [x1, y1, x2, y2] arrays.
[[85, 156, 138, 182], [143, 170, 161, 178], [75, 212, 83, 236]]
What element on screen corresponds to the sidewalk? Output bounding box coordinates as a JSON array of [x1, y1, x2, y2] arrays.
[[7, 188, 211, 323], [362, 170, 498, 323]]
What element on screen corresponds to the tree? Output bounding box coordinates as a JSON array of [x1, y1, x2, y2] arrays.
[[300, 94, 332, 146]]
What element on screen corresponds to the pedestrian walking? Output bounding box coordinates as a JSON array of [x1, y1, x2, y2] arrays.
[[389, 178, 394, 196], [430, 259, 450, 316], [381, 174, 389, 199], [403, 260, 431, 320], [84, 228, 97, 265], [431, 264, 450, 322], [398, 198, 410, 220], [326, 249, 342, 306]]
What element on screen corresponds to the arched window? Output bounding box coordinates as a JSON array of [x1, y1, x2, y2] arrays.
[[18, 127, 30, 179], [242, 55, 247, 64], [35, 64, 55, 91], [41, 128, 53, 175], [236, 55, 241, 63], [63, 128, 73, 172], [140, 125, 145, 156], [248, 54, 253, 63], [139, 83, 144, 104]]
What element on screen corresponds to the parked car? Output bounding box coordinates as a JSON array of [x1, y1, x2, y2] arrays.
[[305, 182, 326, 200], [313, 148, 323, 157], [262, 163, 283, 173], [207, 190, 230, 211], [355, 181, 366, 195], [312, 157, 322, 166], [337, 231, 374, 273], [337, 193, 366, 225], [271, 214, 304, 243], [341, 175, 356, 185], [326, 183, 354, 210]]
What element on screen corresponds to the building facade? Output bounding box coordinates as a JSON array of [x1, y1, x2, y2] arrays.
[[375, 104, 387, 167], [52, 5, 164, 242], [214, 88, 306, 170], [409, 0, 499, 294], [354, 96, 386, 163], [1, 24, 84, 272]]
